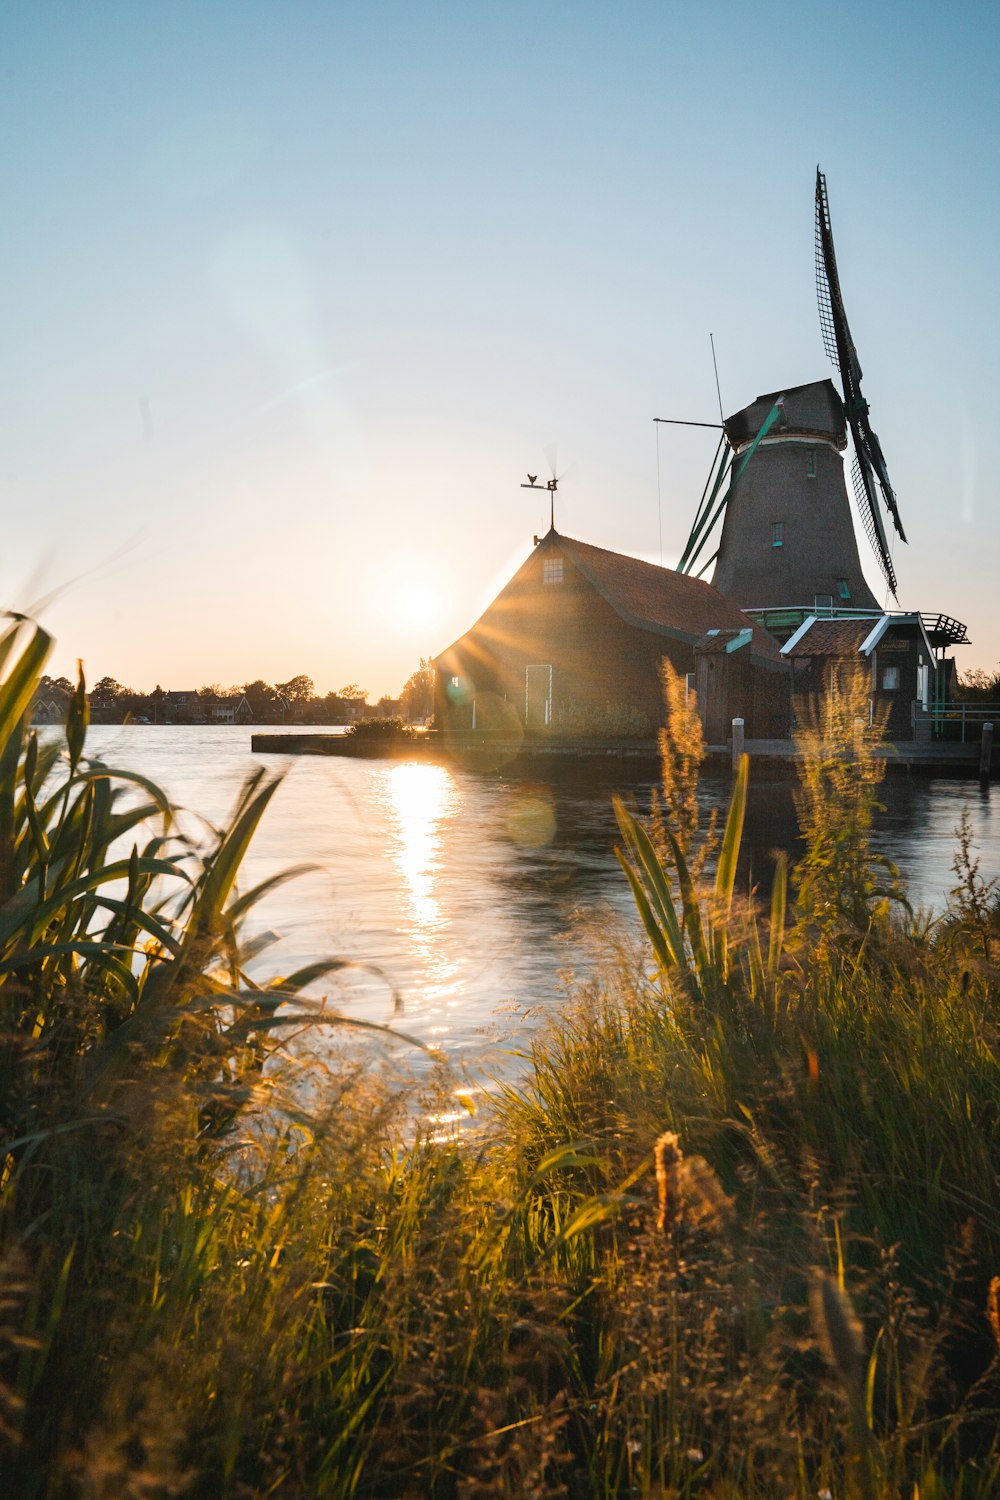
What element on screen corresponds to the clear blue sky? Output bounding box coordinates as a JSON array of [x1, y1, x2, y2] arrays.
[[3, 1, 998, 695]]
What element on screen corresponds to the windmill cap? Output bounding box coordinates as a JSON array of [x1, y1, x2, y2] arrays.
[[724, 378, 846, 448]]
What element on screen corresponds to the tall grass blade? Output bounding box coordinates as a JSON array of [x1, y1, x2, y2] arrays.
[[768, 850, 787, 980], [714, 751, 748, 914]]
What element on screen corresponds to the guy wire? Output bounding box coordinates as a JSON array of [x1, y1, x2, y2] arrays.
[[710, 333, 725, 423]]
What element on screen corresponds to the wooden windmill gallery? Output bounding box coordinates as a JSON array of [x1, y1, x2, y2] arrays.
[[433, 172, 975, 761]]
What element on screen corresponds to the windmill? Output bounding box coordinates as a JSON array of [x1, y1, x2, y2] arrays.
[[674, 170, 907, 619]]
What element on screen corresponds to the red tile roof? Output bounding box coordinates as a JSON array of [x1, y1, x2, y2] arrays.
[[785, 618, 872, 656], [555, 535, 784, 665]]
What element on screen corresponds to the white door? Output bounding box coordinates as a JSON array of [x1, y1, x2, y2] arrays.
[[525, 665, 552, 727]]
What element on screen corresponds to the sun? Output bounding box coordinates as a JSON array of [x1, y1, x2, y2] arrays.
[[391, 581, 444, 629], [367, 556, 448, 639]]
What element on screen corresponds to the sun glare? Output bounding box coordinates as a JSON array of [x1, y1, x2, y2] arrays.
[[392, 582, 444, 628], [368, 557, 447, 636]]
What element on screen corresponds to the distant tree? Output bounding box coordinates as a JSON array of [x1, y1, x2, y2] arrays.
[[276, 674, 314, 703], [38, 674, 74, 697], [242, 680, 277, 717], [957, 666, 1000, 702], [198, 683, 230, 699], [400, 658, 435, 722], [375, 695, 401, 717], [91, 676, 130, 703], [338, 684, 367, 704]]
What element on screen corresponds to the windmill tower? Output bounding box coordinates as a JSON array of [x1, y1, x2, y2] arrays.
[[678, 170, 907, 631], [710, 377, 881, 613]]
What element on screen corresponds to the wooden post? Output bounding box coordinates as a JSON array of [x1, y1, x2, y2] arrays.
[[980, 722, 993, 780], [732, 717, 745, 771]]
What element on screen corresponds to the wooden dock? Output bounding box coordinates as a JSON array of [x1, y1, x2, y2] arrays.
[[252, 731, 996, 777], [251, 731, 661, 773], [704, 737, 997, 775]]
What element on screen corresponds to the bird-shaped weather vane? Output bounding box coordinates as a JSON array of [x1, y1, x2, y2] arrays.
[[521, 466, 560, 532]]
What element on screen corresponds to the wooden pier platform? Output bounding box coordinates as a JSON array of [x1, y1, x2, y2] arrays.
[[704, 738, 998, 775], [252, 731, 996, 777]]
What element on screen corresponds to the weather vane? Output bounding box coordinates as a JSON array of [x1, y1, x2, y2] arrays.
[[521, 471, 559, 532]]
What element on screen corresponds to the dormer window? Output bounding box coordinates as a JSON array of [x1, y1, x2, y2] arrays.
[[543, 557, 564, 585]]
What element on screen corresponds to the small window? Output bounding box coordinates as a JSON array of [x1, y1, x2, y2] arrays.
[[837, 579, 851, 600], [882, 666, 900, 691], [771, 522, 784, 548], [684, 671, 695, 702], [451, 676, 460, 688], [543, 557, 564, 584], [807, 447, 817, 478]]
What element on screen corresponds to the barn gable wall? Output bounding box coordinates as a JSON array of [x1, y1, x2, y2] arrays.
[[435, 545, 694, 731], [435, 535, 792, 739]]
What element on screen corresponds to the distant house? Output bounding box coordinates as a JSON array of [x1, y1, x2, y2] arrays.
[[434, 530, 790, 740], [30, 689, 71, 725], [780, 612, 953, 739], [160, 691, 205, 724], [199, 693, 253, 725], [198, 693, 232, 724]]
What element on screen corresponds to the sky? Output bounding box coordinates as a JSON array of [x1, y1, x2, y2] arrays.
[[2, 0, 999, 697]]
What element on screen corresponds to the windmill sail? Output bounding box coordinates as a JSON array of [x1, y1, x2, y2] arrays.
[[815, 169, 906, 598]]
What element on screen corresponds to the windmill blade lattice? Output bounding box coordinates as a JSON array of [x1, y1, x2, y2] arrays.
[[815, 168, 906, 598], [850, 452, 895, 595]]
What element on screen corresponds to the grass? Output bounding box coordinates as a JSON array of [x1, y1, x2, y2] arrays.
[[1, 626, 998, 1497]]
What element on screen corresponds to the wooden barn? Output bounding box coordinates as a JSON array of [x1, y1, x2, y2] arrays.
[[433, 530, 789, 740]]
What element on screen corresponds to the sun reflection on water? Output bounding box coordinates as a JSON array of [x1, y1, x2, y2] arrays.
[[385, 762, 454, 928], [383, 763, 462, 1014]]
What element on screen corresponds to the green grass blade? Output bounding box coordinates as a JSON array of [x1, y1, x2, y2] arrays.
[[181, 770, 282, 953], [714, 751, 748, 913], [614, 848, 673, 974], [0, 619, 52, 748], [226, 863, 318, 923], [613, 798, 686, 964], [665, 825, 711, 980], [712, 751, 748, 972], [768, 850, 788, 980]]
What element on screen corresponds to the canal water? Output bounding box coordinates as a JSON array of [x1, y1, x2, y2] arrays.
[[73, 727, 1000, 1076]]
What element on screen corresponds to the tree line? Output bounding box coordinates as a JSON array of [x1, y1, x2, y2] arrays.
[[33, 659, 436, 725]]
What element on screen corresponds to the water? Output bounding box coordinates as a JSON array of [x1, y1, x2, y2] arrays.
[[74, 726, 1000, 1073]]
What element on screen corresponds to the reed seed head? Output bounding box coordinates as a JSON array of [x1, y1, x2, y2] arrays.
[[654, 1130, 682, 1236], [987, 1275, 1000, 1353]]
